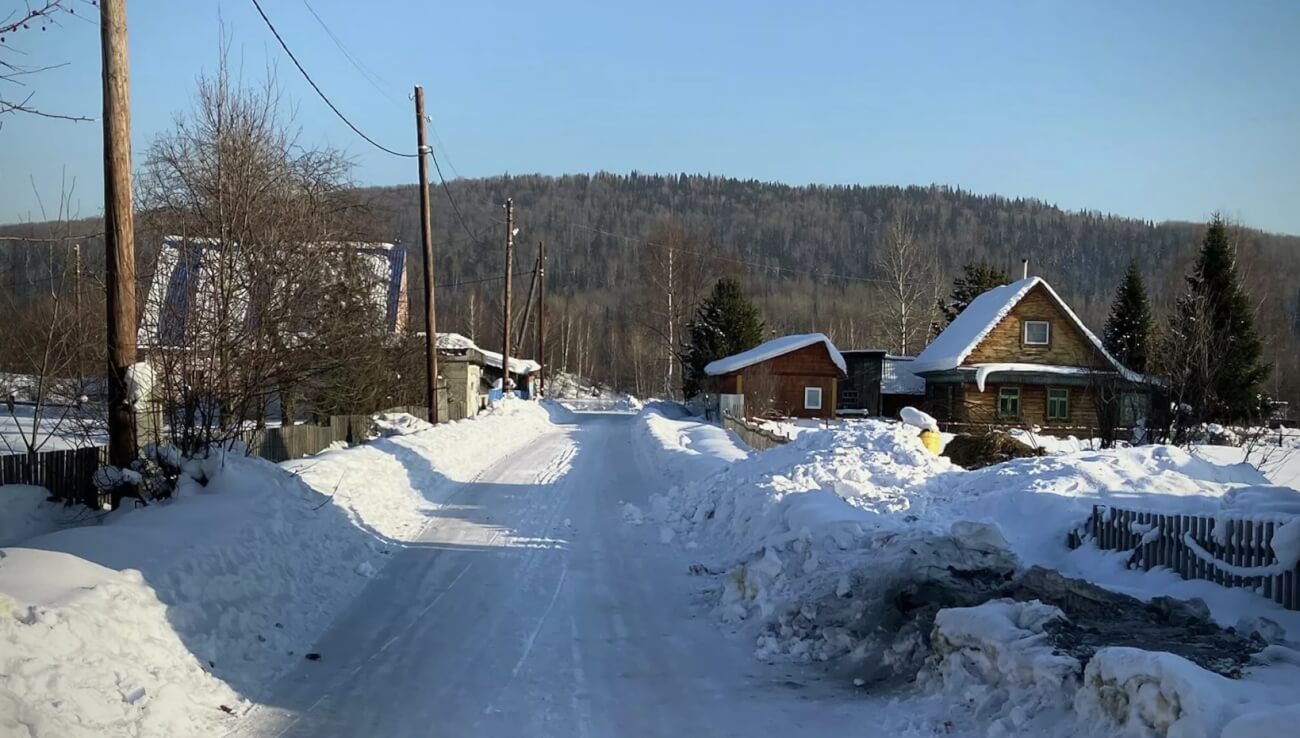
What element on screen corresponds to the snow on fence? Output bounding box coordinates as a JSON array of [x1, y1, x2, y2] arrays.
[[722, 413, 791, 452], [0, 446, 109, 509], [0, 412, 397, 508], [1071, 505, 1300, 610]]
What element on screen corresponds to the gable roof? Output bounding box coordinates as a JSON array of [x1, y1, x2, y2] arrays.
[[912, 276, 1143, 382], [704, 333, 846, 376], [139, 236, 407, 348]]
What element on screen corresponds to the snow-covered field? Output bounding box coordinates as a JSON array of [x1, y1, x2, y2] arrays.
[[633, 405, 1300, 737], [0, 401, 558, 738]]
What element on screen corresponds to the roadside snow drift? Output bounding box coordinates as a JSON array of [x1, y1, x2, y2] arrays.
[[634, 409, 1300, 738], [0, 400, 558, 738]]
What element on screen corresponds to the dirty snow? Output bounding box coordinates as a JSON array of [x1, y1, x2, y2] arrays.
[[634, 406, 1300, 738]]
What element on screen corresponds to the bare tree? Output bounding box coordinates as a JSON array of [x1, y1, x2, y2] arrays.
[[875, 210, 939, 355], [637, 219, 713, 398], [0, 1, 95, 123], [135, 49, 386, 453], [0, 179, 105, 467]]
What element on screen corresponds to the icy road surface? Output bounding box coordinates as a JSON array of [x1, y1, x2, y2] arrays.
[[233, 413, 896, 737]]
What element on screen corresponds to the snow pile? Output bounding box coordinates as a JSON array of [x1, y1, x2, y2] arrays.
[[0, 399, 557, 738], [928, 599, 1081, 734], [632, 403, 747, 489], [0, 485, 91, 547], [634, 409, 1300, 737], [1076, 646, 1300, 738], [371, 411, 433, 437], [926, 600, 1300, 738], [900, 406, 938, 432]]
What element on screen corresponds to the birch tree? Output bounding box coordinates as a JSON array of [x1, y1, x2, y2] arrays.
[[875, 211, 939, 355]]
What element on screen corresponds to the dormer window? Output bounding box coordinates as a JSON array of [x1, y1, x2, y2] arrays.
[[1023, 320, 1051, 346]]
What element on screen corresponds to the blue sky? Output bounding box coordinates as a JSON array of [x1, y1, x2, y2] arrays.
[[2, 0, 1298, 234]]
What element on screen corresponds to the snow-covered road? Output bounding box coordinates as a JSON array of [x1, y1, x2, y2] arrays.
[[233, 412, 878, 738]]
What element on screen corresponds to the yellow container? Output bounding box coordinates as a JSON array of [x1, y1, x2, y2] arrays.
[[919, 429, 942, 455]]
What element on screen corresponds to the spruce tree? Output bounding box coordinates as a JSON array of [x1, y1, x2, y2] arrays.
[[938, 262, 1011, 326], [1172, 215, 1270, 422], [681, 278, 766, 397], [1102, 261, 1153, 373]]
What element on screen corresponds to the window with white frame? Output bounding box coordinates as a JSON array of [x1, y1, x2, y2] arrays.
[[1023, 320, 1051, 346], [804, 386, 823, 410]]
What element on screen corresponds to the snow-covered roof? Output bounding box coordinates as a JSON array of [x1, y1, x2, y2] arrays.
[[912, 277, 1144, 383], [436, 333, 540, 375], [704, 333, 846, 377], [882, 355, 926, 395], [140, 236, 407, 348], [968, 363, 1093, 392]]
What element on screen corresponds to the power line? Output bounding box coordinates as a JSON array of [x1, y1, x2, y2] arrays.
[[251, 0, 485, 249], [248, 0, 415, 159], [427, 147, 484, 247], [299, 0, 400, 106], [437, 268, 534, 290]]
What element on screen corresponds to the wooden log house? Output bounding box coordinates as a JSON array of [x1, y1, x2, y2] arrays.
[[911, 276, 1155, 435]]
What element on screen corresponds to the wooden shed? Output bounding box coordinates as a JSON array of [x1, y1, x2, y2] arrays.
[[703, 333, 847, 419]]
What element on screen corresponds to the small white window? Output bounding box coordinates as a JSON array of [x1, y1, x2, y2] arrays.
[[804, 387, 823, 410], [1023, 320, 1051, 346]]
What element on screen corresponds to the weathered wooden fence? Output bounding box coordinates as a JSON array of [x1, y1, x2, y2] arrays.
[[723, 413, 792, 452], [0, 409, 419, 507], [1071, 505, 1300, 610], [0, 446, 109, 508]]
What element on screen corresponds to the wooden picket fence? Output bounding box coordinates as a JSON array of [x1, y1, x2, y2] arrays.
[[1071, 505, 1300, 611], [0, 446, 109, 509]]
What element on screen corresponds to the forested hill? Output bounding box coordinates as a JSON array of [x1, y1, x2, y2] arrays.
[[360, 173, 1299, 319], [3, 172, 1298, 400]]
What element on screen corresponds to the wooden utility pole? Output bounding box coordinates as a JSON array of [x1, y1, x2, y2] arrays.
[[536, 239, 546, 397], [516, 248, 539, 349], [101, 0, 138, 478], [413, 86, 439, 424], [73, 243, 84, 385], [501, 198, 514, 395]]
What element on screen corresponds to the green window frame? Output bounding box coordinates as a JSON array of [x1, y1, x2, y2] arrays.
[[997, 387, 1020, 418], [1047, 388, 1070, 420]]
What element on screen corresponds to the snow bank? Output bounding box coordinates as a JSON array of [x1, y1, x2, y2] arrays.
[[0, 399, 557, 737], [927, 601, 1300, 738], [632, 404, 747, 490], [929, 599, 1081, 734], [1076, 646, 1300, 738], [632, 411, 1300, 736], [0, 485, 87, 547]]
